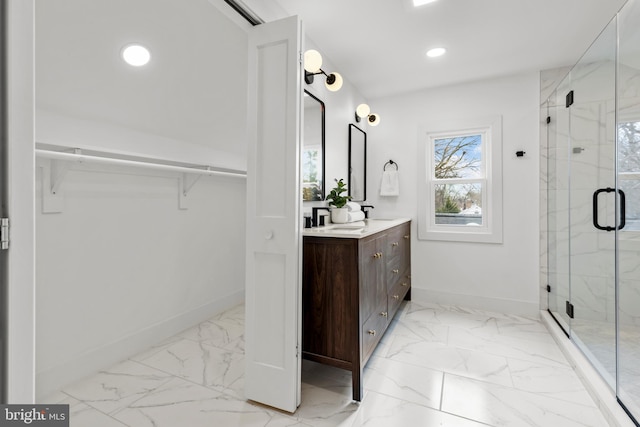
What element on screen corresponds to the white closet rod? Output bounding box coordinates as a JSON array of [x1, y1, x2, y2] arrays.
[[35, 149, 247, 178]]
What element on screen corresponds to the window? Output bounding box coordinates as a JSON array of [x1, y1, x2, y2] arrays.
[[418, 116, 503, 243]]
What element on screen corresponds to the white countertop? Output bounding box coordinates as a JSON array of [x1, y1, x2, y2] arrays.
[[302, 218, 411, 239]]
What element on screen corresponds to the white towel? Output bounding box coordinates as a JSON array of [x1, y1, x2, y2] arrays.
[[347, 210, 365, 222], [380, 170, 399, 196], [346, 201, 361, 212]]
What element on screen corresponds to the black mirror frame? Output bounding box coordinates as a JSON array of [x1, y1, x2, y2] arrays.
[[348, 123, 367, 201], [303, 89, 326, 201]]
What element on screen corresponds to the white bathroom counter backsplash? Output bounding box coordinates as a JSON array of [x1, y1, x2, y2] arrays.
[[302, 218, 411, 239]]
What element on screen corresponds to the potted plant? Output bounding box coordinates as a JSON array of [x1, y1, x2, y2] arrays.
[[326, 178, 351, 223]]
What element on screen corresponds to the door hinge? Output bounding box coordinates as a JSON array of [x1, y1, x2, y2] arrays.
[[546, 284, 551, 293], [565, 90, 574, 108], [0, 218, 9, 250], [566, 301, 574, 319], [296, 343, 300, 358]]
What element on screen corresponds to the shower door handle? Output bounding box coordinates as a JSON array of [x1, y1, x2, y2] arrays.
[[618, 189, 626, 231], [592, 187, 626, 231], [593, 188, 615, 231]]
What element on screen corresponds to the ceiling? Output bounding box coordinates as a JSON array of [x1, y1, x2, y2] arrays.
[[35, 0, 629, 154], [254, 0, 628, 100]]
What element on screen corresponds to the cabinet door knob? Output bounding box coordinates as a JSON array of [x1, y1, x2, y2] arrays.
[[372, 252, 383, 259], [380, 311, 388, 317], [401, 282, 408, 287], [393, 295, 400, 300], [368, 329, 377, 336], [392, 269, 399, 274], [392, 242, 399, 247], [404, 235, 410, 239]]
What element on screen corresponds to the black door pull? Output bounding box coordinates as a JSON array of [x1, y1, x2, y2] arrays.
[[592, 187, 626, 231]]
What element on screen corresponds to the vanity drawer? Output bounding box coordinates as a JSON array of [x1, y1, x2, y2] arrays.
[[385, 223, 411, 287], [388, 279, 411, 318], [362, 304, 388, 361], [388, 266, 411, 295]]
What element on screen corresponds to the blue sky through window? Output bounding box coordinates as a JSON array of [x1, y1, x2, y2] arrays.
[[433, 134, 482, 179]]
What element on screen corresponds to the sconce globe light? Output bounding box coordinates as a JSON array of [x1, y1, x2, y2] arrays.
[[304, 49, 323, 73], [355, 103, 380, 126], [303, 49, 342, 92], [325, 72, 343, 91], [368, 113, 381, 126], [356, 103, 371, 118], [121, 44, 151, 66]]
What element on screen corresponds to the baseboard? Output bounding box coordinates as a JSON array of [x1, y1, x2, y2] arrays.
[[540, 311, 637, 427], [411, 287, 539, 318], [36, 290, 245, 401]]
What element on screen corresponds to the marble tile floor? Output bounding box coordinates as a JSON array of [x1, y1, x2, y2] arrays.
[[41, 302, 613, 427]]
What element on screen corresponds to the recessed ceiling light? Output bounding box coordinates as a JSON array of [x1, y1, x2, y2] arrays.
[[426, 47, 446, 58], [413, 0, 438, 6], [121, 44, 151, 67]]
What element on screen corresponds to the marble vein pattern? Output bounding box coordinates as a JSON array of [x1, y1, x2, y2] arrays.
[[41, 301, 612, 427]]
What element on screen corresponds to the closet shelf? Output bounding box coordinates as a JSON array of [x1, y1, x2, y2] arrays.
[[35, 148, 247, 178], [35, 147, 246, 213]]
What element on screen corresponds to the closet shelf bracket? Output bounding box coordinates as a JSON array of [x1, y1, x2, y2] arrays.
[[179, 173, 204, 209], [39, 158, 68, 213], [183, 172, 204, 195], [51, 154, 75, 195]]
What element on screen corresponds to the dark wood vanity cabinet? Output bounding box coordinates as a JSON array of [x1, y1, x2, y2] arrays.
[[302, 220, 411, 401]]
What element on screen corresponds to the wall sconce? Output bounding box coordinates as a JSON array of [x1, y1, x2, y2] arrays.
[[303, 50, 343, 92], [355, 103, 380, 126]]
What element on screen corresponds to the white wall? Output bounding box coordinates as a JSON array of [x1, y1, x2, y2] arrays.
[[366, 72, 541, 316], [6, 0, 36, 403], [36, 110, 247, 172], [35, 158, 246, 399], [34, 0, 249, 398]]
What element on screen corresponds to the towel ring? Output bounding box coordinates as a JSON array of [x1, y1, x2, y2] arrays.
[[383, 160, 398, 171]]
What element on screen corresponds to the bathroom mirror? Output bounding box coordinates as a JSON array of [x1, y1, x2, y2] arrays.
[[302, 90, 325, 201], [348, 124, 366, 201]]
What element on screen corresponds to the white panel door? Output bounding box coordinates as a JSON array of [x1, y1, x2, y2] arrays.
[[5, 0, 36, 402], [245, 15, 302, 413]]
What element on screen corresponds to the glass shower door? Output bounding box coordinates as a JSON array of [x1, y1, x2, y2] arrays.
[[547, 80, 572, 334], [617, 0, 640, 420], [568, 18, 618, 388]]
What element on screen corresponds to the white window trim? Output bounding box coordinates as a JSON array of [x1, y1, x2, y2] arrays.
[[418, 115, 503, 243]]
